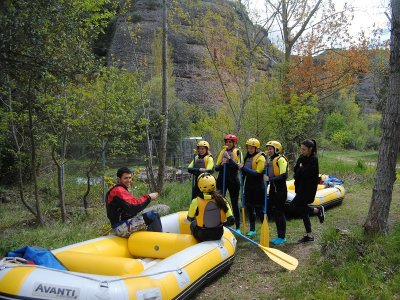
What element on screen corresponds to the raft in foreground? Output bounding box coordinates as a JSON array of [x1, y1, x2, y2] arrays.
[[0, 211, 237, 300]]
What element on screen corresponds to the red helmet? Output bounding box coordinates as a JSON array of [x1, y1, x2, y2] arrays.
[[224, 134, 238, 143]]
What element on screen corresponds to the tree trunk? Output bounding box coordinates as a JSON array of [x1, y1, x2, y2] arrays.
[[7, 81, 37, 217], [28, 87, 44, 226], [51, 145, 67, 222], [157, 0, 168, 193], [83, 171, 91, 210], [364, 0, 400, 234]]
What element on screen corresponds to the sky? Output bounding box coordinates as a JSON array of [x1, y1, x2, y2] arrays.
[[250, 0, 391, 46]]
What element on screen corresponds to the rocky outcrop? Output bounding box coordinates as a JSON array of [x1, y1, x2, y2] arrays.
[[108, 0, 274, 109]]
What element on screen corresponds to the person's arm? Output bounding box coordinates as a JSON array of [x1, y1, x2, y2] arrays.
[[223, 198, 235, 226], [187, 198, 198, 221], [188, 159, 201, 175], [204, 156, 214, 173], [226, 150, 240, 171], [109, 187, 152, 216], [269, 157, 288, 183], [242, 155, 265, 177], [310, 156, 320, 185]]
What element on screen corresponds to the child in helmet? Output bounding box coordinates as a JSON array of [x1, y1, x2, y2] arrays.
[[187, 173, 235, 242], [188, 140, 214, 199], [264, 141, 288, 245], [215, 134, 243, 232], [237, 138, 266, 237]]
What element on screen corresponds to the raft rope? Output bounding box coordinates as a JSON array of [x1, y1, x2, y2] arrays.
[[0, 240, 228, 287]]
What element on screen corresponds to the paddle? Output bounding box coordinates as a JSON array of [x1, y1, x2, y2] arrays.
[[221, 145, 228, 194], [260, 166, 270, 247], [190, 148, 196, 199], [222, 160, 227, 197], [240, 172, 246, 234], [227, 227, 298, 271]]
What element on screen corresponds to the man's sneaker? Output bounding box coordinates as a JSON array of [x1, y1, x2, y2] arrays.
[[271, 238, 287, 245], [246, 230, 256, 237], [298, 235, 314, 243], [318, 206, 325, 223], [234, 228, 242, 234]]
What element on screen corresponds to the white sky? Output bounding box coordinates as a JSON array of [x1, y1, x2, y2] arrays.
[[250, 0, 391, 46]]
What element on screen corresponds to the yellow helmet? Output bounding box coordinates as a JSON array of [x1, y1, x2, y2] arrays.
[[197, 173, 216, 193], [245, 138, 260, 149], [197, 140, 210, 149], [265, 140, 283, 154]]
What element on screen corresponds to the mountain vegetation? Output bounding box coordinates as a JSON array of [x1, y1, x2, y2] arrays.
[[0, 1, 396, 231]]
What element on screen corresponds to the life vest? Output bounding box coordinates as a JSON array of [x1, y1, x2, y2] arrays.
[[216, 147, 241, 165], [251, 152, 265, 170], [194, 155, 210, 168], [271, 155, 289, 176], [195, 197, 226, 228]]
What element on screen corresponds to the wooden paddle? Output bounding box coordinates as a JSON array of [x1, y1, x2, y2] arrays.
[[227, 227, 298, 271], [260, 166, 270, 247]]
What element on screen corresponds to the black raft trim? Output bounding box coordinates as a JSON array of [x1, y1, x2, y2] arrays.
[[0, 292, 37, 300], [173, 254, 235, 300]]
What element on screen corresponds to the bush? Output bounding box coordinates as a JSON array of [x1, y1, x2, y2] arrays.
[[331, 130, 353, 149]]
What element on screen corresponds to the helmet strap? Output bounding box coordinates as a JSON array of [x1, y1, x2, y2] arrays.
[[203, 193, 212, 200]]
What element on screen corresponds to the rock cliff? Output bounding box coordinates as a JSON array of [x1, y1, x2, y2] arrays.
[[107, 0, 274, 110]]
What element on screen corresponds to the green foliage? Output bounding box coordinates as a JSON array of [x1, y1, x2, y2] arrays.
[[321, 90, 380, 150], [331, 129, 353, 148], [309, 225, 400, 299], [72, 67, 147, 159]]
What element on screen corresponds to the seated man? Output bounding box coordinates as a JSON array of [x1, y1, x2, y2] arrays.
[[106, 167, 162, 237]]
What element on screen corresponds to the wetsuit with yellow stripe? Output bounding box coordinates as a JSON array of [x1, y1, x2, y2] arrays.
[[188, 154, 214, 199], [241, 151, 266, 232], [187, 194, 234, 241], [266, 153, 288, 239], [215, 147, 242, 229]]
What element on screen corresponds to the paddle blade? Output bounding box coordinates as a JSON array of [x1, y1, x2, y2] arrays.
[[240, 207, 246, 233], [259, 245, 299, 271], [259, 214, 269, 247]]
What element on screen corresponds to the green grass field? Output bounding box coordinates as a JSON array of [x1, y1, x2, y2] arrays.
[[1, 151, 399, 299]]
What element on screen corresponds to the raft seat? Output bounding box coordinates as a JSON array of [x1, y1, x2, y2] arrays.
[[55, 251, 144, 276]]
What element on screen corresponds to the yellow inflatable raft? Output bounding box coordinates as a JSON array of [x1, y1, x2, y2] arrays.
[[0, 211, 236, 300], [286, 177, 345, 208]]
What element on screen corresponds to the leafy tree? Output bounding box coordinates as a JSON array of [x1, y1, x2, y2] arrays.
[[0, 0, 116, 223], [364, 0, 400, 234], [71, 67, 147, 209], [170, 0, 275, 138]]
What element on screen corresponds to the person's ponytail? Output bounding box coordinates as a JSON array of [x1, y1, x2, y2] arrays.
[[211, 191, 228, 212], [301, 139, 317, 155]]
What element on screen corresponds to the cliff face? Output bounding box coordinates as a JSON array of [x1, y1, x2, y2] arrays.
[[107, 0, 378, 111], [107, 0, 273, 110]]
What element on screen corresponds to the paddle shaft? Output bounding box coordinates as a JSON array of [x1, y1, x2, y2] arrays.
[[222, 163, 226, 197]]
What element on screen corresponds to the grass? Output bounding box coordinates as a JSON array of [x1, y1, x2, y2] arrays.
[[1, 150, 400, 299]]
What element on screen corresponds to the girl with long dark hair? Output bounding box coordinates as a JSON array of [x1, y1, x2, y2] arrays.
[[290, 139, 325, 243]]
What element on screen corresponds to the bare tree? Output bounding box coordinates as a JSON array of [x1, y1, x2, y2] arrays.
[[157, 0, 169, 192], [364, 0, 400, 234]]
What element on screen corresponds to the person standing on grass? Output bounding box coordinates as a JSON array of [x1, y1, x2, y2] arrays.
[[187, 173, 235, 241], [237, 138, 266, 237], [289, 139, 325, 243], [264, 140, 288, 245], [106, 167, 162, 238], [188, 140, 214, 200], [215, 134, 243, 233]]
